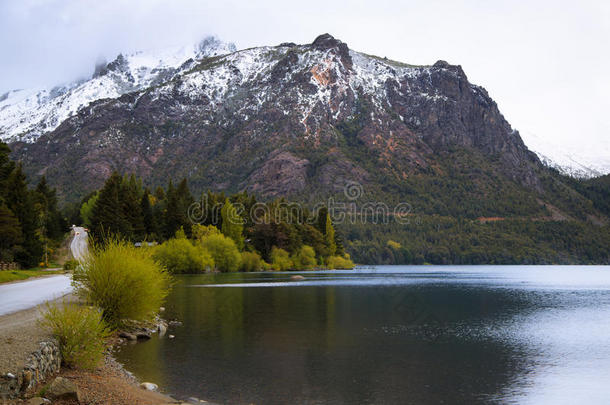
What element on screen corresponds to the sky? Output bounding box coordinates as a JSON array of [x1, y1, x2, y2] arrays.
[[0, 0, 608, 162]]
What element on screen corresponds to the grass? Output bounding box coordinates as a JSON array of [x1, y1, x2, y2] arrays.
[[0, 269, 64, 284], [39, 302, 110, 369]]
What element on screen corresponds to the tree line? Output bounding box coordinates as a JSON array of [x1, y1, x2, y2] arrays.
[[0, 142, 67, 267], [80, 171, 354, 271]]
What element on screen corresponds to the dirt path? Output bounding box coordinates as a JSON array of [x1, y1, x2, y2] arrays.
[[0, 294, 74, 375]]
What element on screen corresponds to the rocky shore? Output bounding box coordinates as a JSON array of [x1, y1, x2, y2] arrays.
[[0, 301, 205, 404]]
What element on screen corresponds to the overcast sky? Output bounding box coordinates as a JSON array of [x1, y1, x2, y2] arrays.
[[1, 0, 608, 157]]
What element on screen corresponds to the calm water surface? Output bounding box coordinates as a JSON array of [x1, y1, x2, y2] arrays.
[[116, 265, 610, 404]]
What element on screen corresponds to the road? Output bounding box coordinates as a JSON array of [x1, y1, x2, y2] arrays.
[[0, 227, 87, 316], [0, 275, 72, 316], [71, 226, 89, 261]]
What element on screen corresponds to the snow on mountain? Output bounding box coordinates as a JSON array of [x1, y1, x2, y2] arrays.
[[521, 131, 610, 178], [2, 33, 607, 180], [0, 36, 236, 143]]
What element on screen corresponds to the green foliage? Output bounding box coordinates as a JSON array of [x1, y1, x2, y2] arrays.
[[0, 203, 23, 262], [73, 240, 171, 327], [80, 193, 98, 228], [192, 224, 221, 241], [153, 237, 214, 274], [324, 213, 336, 256], [270, 247, 293, 270], [291, 245, 317, 269], [163, 179, 194, 239], [5, 164, 44, 267], [221, 198, 244, 250], [343, 216, 610, 265], [200, 233, 241, 272], [40, 302, 110, 369], [239, 251, 263, 272], [0, 269, 62, 284], [326, 255, 355, 269], [63, 259, 79, 270], [90, 172, 132, 239]]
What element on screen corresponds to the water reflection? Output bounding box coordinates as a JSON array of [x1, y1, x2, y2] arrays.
[[116, 266, 610, 404]]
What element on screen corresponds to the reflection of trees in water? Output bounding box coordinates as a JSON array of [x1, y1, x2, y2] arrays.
[[118, 274, 534, 404]]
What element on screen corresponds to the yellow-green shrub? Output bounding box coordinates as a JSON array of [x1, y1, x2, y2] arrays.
[[326, 255, 355, 269], [270, 247, 293, 271], [200, 234, 241, 272], [291, 245, 316, 270], [240, 251, 263, 272], [153, 238, 214, 274], [73, 240, 172, 326], [63, 259, 79, 270], [40, 302, 110, 369]]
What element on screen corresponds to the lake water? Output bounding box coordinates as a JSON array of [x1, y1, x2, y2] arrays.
[[115, 265, 610, 404]]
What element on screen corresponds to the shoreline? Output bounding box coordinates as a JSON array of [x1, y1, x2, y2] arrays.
[[0, 295, 185, 404]]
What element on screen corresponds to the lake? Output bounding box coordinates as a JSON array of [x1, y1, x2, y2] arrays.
[[115, 265, 610, 404]]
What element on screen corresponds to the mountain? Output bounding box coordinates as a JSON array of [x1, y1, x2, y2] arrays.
[[0, 37, 236, 143], [8, 35, 542, 196], [4, 33, 609, 264], [521, 131, 610, 179]]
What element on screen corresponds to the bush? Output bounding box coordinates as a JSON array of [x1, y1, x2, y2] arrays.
[[153, 238, 214, 274], [73, 240, 172, 327], [270, 247, 293, 271], [291, 245, 317, 270], [192, 224, 221, 242], [326, 255, 355, 269], [63, 259, 79, 271], [40, 302, 110, 369], [200, 234, 241, 272], [240, 251, 263, 272]]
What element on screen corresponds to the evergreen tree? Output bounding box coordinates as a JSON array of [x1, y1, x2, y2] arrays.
[[0, 203, 23, 262], [164, 179, 194, 239], [90, 172, 131, 239], [0, 141, 15, 201], [163, 180, 179, 239], [34, 176, 64, 240], [141, 189, 158, 239], [5, 165, 43, 267], [121, 174, 144, 240]]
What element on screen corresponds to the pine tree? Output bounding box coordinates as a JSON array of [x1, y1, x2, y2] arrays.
[[141, 189, 158, 239], [0, 203, 23, 262], [34, 176, 64, 240], [90, 172, 131, 239], [5, 165, 43, 267], [163, 180, 179, 239], [121, 174, 144, 240], [0, 141, 15, 201]]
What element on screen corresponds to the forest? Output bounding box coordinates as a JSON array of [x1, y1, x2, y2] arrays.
[[1, 138, 609, 268]]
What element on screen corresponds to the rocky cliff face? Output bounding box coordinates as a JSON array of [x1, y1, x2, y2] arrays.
[[9, 34, 544, 202]]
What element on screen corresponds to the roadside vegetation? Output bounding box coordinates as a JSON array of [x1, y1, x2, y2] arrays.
[[73, 240, 172, 327], [40, 302, 110, 369], [0, 142, 68, 269], [0, 268, 64, 284]]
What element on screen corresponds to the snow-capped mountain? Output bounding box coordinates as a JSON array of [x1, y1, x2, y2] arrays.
[[10, 33, 549, 203], [0, 36, 236, 143], [2, 34, 607, 181], [520, 131, 610, 179]]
